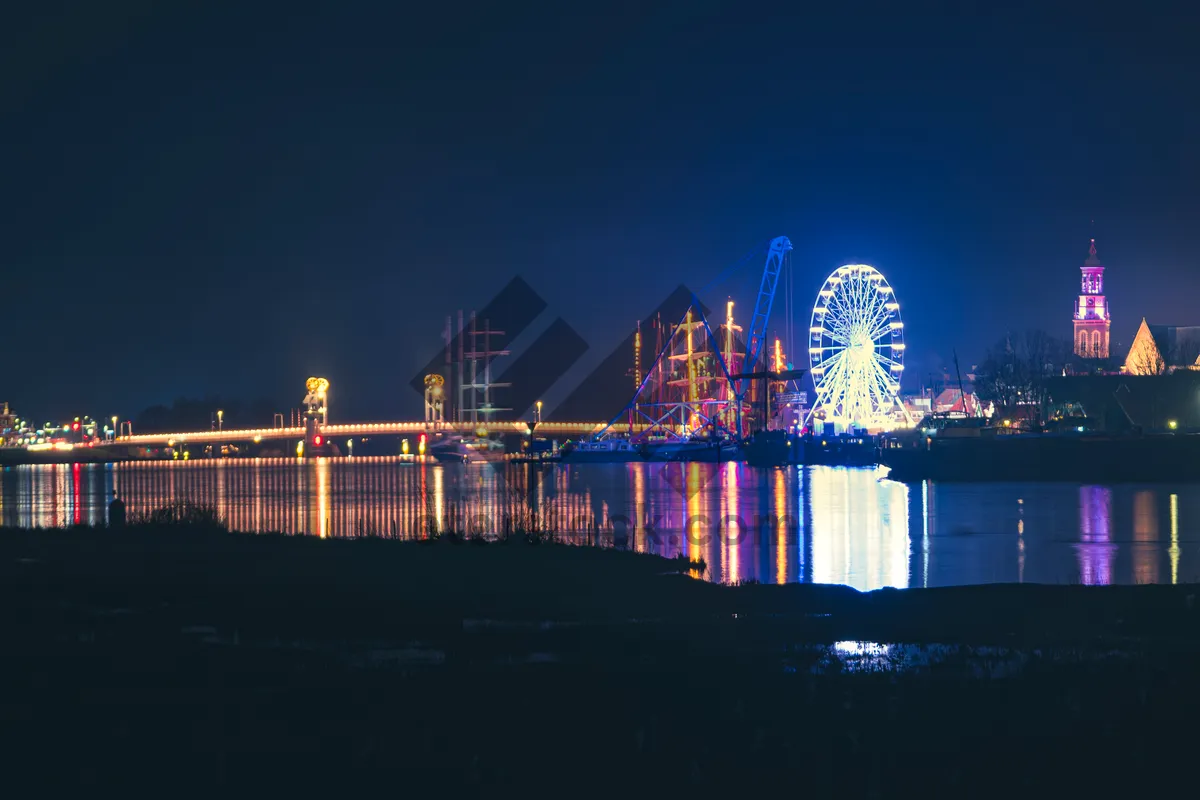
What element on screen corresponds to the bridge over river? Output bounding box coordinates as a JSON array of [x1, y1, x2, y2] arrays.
[[118, 420, 645, 448]]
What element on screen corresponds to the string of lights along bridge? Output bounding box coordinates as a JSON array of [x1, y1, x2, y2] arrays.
[[110, 374, 645, 454]]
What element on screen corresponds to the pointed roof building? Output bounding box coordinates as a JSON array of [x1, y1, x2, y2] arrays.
[[1123, 317, 1200, 375]]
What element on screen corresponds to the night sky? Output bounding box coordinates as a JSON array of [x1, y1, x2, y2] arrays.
[[5, 1, 1198, 422]]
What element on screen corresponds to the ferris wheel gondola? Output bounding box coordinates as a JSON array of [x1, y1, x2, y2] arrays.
[[806, 264, 907, 430]]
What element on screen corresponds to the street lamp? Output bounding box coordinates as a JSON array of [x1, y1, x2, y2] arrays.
[[535, 400, 543, 425], [217, 409, 224, 431], [111, 416, 117, 441], [347, 438, 354, 457]]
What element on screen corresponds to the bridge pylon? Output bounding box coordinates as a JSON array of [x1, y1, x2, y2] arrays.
[[424, 374, 446, 428], [302, 377, 330, 452]]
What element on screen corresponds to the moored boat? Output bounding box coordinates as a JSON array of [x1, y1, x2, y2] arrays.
[[742, 430, 800, 466], [430, 436, 505, 464], [641, 435, 739, 462], [561, 439, 643, 463], [742, 430, 879, 467]]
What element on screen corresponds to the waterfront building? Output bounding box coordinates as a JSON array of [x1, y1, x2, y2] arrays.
[[931, 388, 989, 417]]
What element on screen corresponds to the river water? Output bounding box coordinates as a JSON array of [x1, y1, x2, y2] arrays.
[[2, 458, 1196, 589]]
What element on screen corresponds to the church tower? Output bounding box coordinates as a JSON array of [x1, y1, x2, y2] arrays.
[[1073, 239, 1110, 359]]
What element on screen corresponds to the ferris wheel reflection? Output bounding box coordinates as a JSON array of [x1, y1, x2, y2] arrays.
[[808, 467, 910, 592]]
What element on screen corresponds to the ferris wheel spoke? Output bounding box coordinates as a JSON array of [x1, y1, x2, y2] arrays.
[[826, 295, 850, 328], [854, 274, 872, 308], [863, 302, 893, 333], [839, 282, 862, 314], [817, 355, 848, 395], [828, 331, 851, 347], [838, 281, 860, 321], [865, 321, 894, 343], [875, 353, 903, 370], [829, 320, 854, 345], [868, 356, 899, 395], [817, 348, 847, 377]]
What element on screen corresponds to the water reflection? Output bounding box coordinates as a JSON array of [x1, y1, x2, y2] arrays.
[[809, 468, 908, 592], [1132, 490, 1160, 584], [1077, 486, 1115, 586], [721, 462, 740, 584], [685, 464, 703, 567], [774, 469, 788, 585], [1, 460, 1197, 588], [1016, 498, 1025, 583], [1170, 493, 1180, 585]]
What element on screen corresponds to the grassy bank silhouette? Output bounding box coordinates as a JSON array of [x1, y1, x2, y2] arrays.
[[3, 504, 1200, 794]]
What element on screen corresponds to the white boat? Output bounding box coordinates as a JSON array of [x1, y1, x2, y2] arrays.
[[430, 436, 505, 464]]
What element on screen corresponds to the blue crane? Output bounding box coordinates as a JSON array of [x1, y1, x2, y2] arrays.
[[735, 235, 793, 436]]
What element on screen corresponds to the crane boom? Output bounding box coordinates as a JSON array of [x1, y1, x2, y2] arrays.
[[732, 235, 792, 438], [742, 236, 793, 382]]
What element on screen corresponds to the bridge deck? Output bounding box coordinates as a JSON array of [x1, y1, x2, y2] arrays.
[[117, 421, 643, 446]]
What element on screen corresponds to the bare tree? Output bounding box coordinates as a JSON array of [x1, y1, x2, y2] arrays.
[[1125, 340, 1166, 376], [1170, 338, 1200, 371], [1023, 329, 1068, 409], [974, 335, 1023, 413], [975, 330, 1070, 417]]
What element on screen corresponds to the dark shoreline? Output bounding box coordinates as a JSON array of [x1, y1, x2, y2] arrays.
[[4, 523, 1200, 793], [6, 522, 1198, 640]]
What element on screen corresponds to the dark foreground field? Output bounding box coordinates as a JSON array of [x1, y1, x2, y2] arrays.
[[3, 522, 1200, 796]]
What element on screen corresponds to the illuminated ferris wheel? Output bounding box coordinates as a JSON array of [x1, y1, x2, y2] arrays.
[[807, 264, 906, 430]]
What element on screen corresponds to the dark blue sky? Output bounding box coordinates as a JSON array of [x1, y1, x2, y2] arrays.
[[4, 1, 1198, 421]]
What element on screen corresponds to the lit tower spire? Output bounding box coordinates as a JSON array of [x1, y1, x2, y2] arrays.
[[1073, 238, 1110, 359]]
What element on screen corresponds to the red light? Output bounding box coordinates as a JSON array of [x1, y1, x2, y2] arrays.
[[419, 433, 426, 444], [313, 435, 322, 446], [72, 422, 80, 431]]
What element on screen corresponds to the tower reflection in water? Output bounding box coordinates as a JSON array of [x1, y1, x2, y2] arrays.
[[1077, 486, 1114, 585]]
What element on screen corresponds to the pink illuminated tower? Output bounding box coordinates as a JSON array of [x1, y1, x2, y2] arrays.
[[1073, 239, 1110, 359]]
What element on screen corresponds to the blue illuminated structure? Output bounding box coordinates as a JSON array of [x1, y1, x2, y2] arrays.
[[742, 236, 794, 386], [594, 236, 794, 442]]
